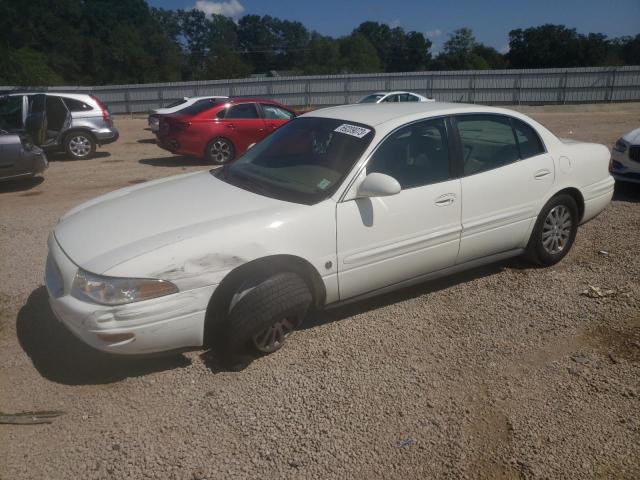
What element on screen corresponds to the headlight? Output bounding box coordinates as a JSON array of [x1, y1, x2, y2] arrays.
[[613, 140, 627, 153], [71, 268, 178, 306]]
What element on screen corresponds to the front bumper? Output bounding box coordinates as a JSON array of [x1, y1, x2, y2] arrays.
[[45, 234, 215, 355], [92, 127, 120, 145]]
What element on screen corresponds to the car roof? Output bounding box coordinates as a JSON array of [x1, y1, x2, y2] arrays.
[[370, 91, 423, 96], [304, 102, 528, 127]]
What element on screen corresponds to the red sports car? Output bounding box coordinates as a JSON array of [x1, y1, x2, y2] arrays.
[[157, 98, 296, 164]]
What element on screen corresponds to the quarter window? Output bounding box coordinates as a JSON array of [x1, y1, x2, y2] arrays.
[[456, 115, 520, 176], [367, 118, 450, 189], [62, 97, 93, 112], [512, 118, 544, 159], [225, 103, 259, 119]]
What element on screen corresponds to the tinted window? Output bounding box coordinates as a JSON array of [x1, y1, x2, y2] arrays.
[[178, 98, 220, 116], [262, 104, 294, 120], [407, 94, 420, 102], [164, 99, 188, 108], [512, 118, 544, 159], [367, 118, 450, 189], [383, 94, 400, 103], [359, 94, 385, 103], [62, 97, 93, 112], [226, 103, 259, 119], [456, 115, 519, 176]]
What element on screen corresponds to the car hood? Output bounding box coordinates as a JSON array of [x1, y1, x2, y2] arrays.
[[621, 127, 640, 145], [54, 170, 298, 274]]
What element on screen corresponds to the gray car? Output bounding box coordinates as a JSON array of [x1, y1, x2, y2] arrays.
[[0, 92, 119, 160], [0, 130, 47, 181]]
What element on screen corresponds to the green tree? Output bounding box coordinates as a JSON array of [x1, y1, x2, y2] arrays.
[[339, 32, 381, 73]]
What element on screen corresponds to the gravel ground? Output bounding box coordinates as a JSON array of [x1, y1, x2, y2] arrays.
[[0, 105, 639, 479]]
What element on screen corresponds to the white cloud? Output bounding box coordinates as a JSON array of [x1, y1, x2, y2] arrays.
[[389, 19, 402, 29], [425, 28, 443, 39], [499, 44, 510, 54], [194, 0, 245, 19]]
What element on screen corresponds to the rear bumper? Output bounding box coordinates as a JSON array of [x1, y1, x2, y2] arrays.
[[581, 176, 615, 224], [92, 127, 119, 145]]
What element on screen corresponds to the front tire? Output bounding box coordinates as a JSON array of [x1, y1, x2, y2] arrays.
[[222, 272, 312, 359], [525, 194, 579, 266], [64, 132, 96, 160], [205, 137, 235, 165]]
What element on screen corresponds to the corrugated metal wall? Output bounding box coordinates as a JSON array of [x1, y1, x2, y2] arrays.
[[2, 66, 639, 114]]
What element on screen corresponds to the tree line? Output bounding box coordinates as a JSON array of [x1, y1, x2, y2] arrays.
[[1, 0, 639, 86]]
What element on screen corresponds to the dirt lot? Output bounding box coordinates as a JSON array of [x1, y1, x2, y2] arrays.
[[1, 105, 639, 479]]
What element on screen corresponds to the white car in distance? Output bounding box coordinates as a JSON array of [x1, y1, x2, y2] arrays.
[[610, 127, 640, 184], [147, 96, 228, 132], [358, 91, 434, 104], [46, 102, 614, 361]]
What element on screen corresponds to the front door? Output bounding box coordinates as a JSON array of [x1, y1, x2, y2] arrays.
[[336, 117, 462, 300], [453, 114, 555, 263], [25, 94, 47, 146]]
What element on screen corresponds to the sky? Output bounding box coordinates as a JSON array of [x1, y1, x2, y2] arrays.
[[148, 0, 640, 52]]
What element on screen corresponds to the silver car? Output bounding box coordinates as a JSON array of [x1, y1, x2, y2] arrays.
[[0, 92, 119, 160], [0, 130, 47, 181]]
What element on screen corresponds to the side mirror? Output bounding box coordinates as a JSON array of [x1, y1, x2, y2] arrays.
[[356, 172, 401, 198]]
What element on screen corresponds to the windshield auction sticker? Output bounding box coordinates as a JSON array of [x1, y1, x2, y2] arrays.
[[334, 124, 371, 138]]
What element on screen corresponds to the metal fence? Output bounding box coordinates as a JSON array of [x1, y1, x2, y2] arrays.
[[2, 66, 639, 114]]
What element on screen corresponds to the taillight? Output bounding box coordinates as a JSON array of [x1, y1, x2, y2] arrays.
[[90, 95, 109, 123]]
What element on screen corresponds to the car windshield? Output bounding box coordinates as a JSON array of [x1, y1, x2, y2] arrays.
[[358, 94, 385, 103], [215, 117, 375, 205]]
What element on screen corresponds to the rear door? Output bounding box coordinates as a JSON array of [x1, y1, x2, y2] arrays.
[[218, 103, 265, 154], [25, 94, 47, 146], [453, 114, 554, 263], [260, 103, 295, 135]]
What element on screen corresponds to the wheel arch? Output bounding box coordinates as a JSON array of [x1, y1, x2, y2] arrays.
[[63, 128, 97, 144], [202, 254, 326, 346], [551, 187, 585, 222]]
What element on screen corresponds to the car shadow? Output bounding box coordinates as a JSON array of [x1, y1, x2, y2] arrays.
[[16, 287, 191, 385], [0, 176, 44, 193], [301, 260, 513, 332], [139, 156, 212, 167], [47, 151, 111, 161], [199, 258, 521, 374], [138, 138, 157, 144], [613, 182, 640, 203]]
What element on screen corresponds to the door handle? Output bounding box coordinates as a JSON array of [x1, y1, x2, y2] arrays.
[[435, 193, 456, 206], [225, 124, 235, 129], [534, 169, 551, 179]]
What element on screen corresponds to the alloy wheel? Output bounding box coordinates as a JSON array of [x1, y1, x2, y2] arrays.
[[542, 205, 572, 254], [69, 135, 92, 158], [252, 317, 298, 353], [209, 139, 232, 164]]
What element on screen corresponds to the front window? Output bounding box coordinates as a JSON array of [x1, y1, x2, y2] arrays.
[[0, 96, 23, 130], [359, 94, 384, 104], [215, 117, 375, 204]]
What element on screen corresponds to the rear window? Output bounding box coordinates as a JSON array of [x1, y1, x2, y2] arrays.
[[178, 98, 222, 116], [164, 99, 188, 109]]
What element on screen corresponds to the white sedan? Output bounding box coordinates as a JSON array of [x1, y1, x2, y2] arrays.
[[46, 103, 614, 359], [610, 127, 640, 184], [358, 91, 433, 104], [147, 96, 228, 132]]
